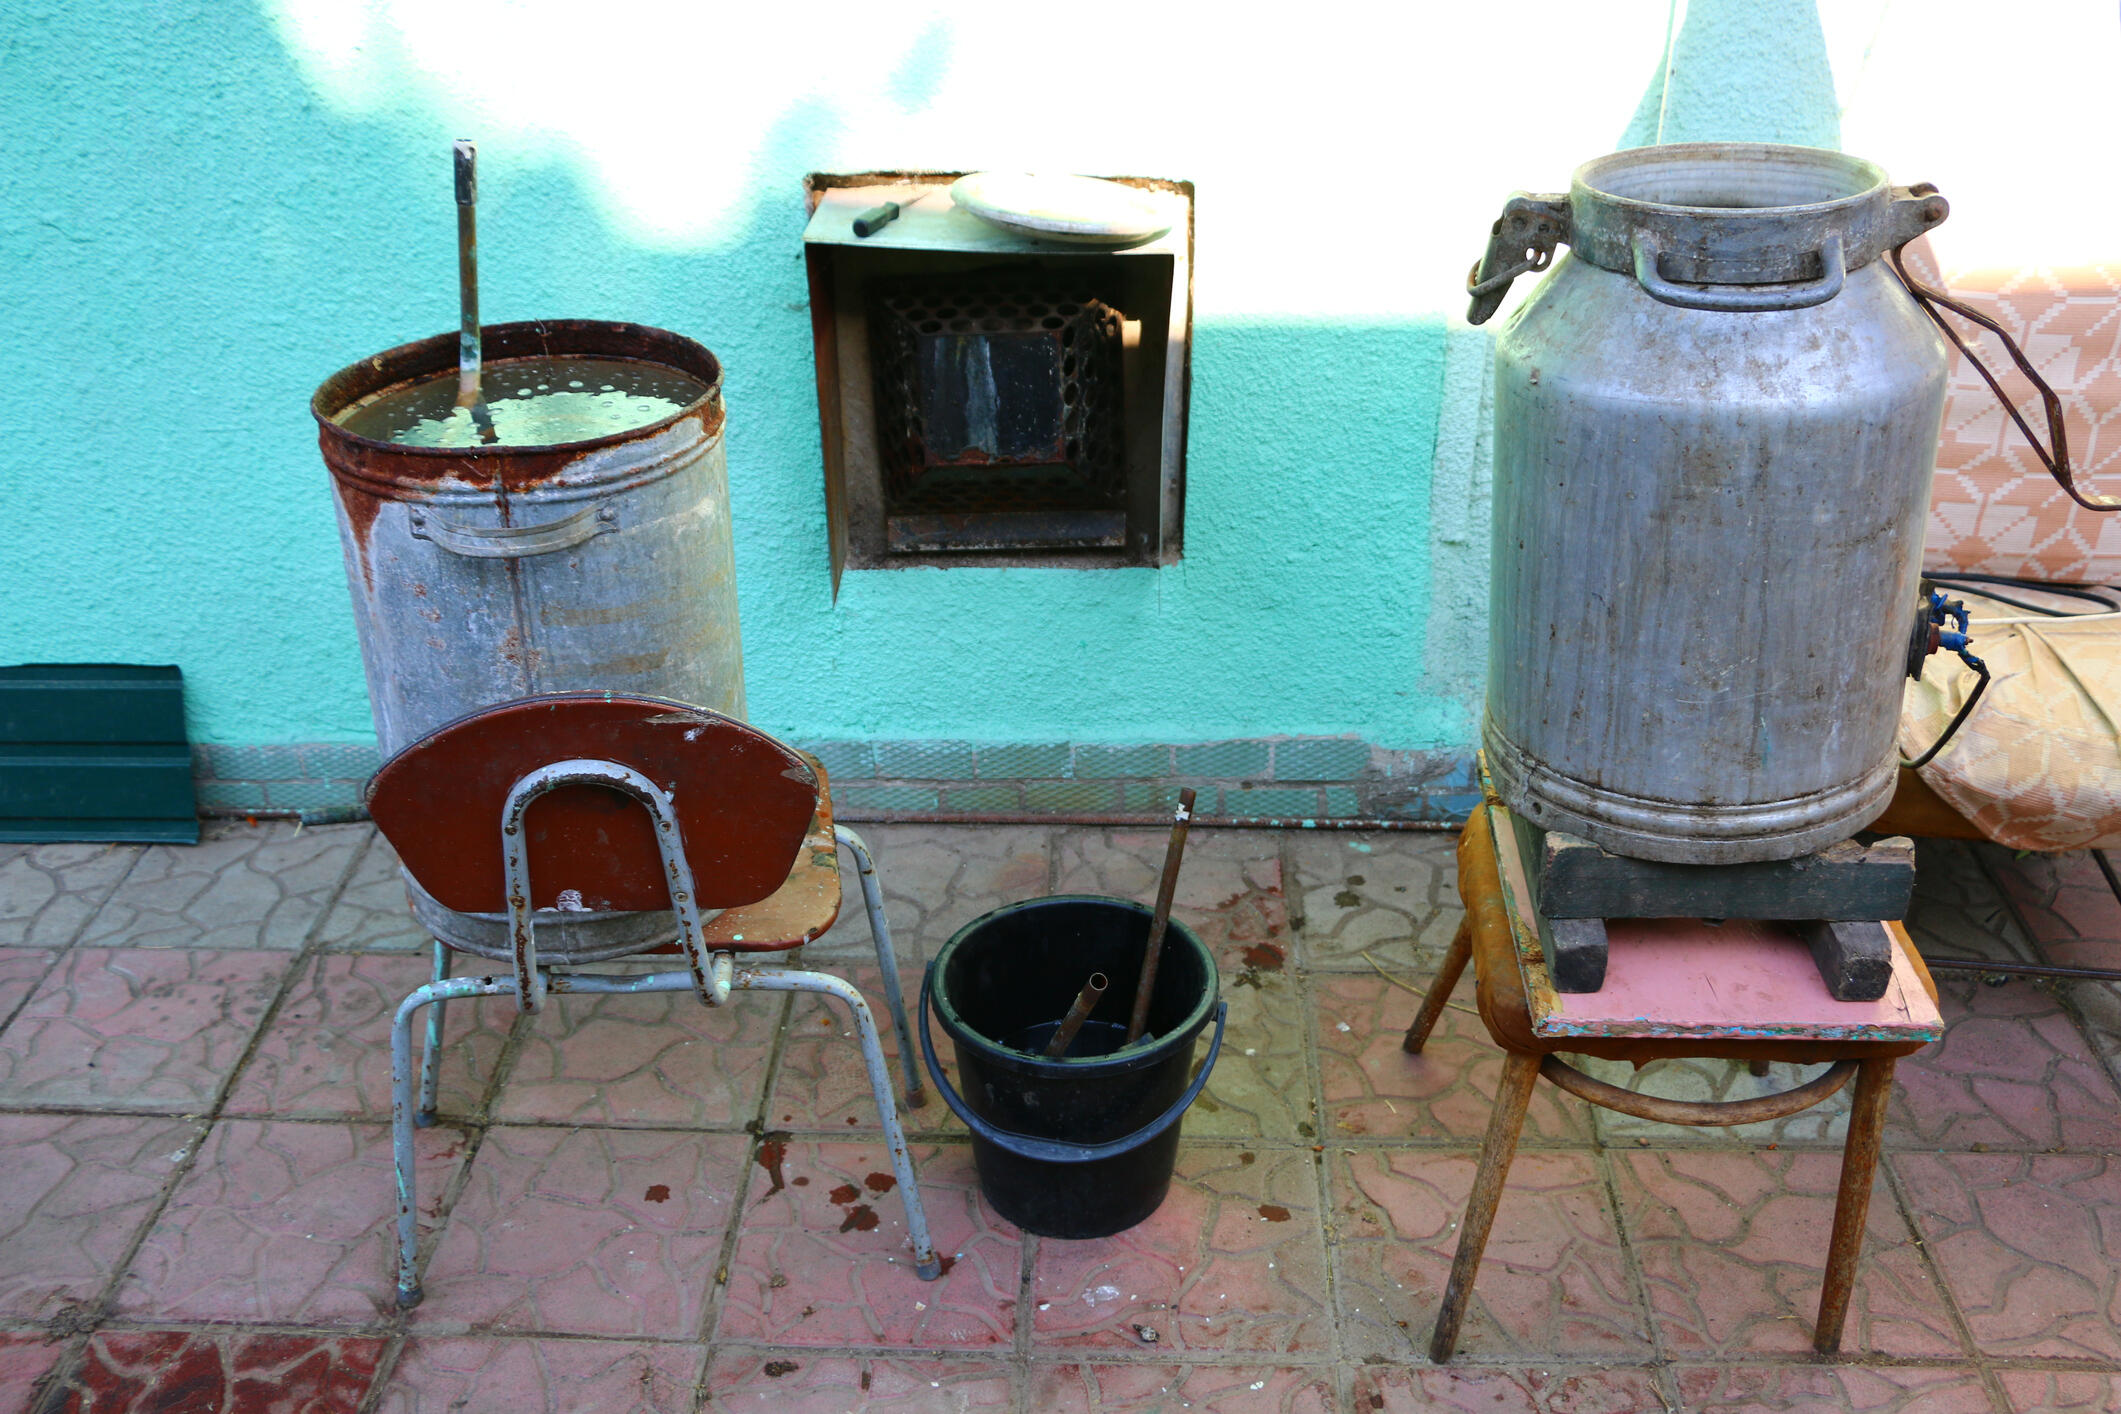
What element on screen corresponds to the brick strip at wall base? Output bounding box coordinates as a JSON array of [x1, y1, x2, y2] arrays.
[[191, 737, 1483, 827]]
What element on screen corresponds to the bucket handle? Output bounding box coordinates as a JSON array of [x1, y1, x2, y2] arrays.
[[919, 962, 1228, 1165], [409, 502, 619, 558], [1631, 232, 1846, 313]]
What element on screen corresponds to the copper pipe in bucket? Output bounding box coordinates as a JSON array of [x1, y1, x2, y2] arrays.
[[1042, 971, 1110, 1058]]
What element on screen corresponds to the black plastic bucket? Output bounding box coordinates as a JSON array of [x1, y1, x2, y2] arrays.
[[920, 895, 1226, 1239]]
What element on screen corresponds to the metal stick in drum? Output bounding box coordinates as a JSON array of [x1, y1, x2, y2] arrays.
[[1042, 971, 1109, 1058], [1125, 788, 1196, 1045], [452, 139, 497, 443]]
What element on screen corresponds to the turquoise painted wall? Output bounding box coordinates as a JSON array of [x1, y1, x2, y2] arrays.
[[0, 1, 1839, 755]]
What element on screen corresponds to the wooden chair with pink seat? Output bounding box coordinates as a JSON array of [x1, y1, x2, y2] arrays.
[[1403, 801, 1943, 1362]]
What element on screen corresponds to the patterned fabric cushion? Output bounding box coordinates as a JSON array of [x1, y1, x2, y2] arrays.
[[1910, 239, 2121, 581], [1899, 604, 2121, 852]]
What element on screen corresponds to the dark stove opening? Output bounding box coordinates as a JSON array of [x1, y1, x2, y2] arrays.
[[869, 275, 1128, 554]]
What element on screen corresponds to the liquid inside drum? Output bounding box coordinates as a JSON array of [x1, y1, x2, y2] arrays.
[[333, 355, 710, 448]]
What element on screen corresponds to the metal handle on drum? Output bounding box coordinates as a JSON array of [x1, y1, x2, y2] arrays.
[[1631, 232, 1846, 313], [408, 503, 618, 558]]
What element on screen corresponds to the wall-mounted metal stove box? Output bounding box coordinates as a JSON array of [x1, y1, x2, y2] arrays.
[[803, 174, 1193, 588]]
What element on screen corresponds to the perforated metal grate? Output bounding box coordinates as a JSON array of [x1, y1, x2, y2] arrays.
[[869, 278, 1125, 539]]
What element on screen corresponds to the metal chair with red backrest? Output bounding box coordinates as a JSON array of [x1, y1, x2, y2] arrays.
[[365, 692, 942, 1309]]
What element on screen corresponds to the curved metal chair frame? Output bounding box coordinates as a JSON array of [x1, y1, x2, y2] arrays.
[[379, 740, 940, 1310]]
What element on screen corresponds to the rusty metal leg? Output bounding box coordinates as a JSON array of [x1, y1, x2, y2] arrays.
[[737, 966, 942, 1280], [1429, 1048, 1540, 1362], [390, 972, 514, 1309], [416, 941, 451, 1127], [1815, 1055, 1895, 1354], [1748, 1058, 1772, 1078], [837, 824, 925, 1109], [1404, 917, 1474, 1054]]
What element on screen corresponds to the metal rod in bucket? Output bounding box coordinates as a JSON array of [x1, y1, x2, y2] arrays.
[[1125, 788, 1196, 1044], [1043, 971, 1109, 1058], [452, 139, 497, 443]]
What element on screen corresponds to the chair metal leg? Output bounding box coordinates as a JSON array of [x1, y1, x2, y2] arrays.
[[1430, 1048, 1541, 1362], [390, 972, 514, 1309], [835, 824, 925, 1108], [416, 941, 450, 1127], [739, 965, 943, 1280], [1814, 1054, 1895, 1353], [1404, 917, 1474, 1054]]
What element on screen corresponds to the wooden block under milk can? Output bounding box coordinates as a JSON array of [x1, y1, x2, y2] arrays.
[[1503, 810, 1914, 1003]]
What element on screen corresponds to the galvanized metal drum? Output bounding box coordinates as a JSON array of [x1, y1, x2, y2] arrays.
[[1466, 144, 1954, 865], [314, 319, 744, 960]]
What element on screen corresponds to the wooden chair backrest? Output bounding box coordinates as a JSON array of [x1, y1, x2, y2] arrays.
[[365, 693, 818, 914]]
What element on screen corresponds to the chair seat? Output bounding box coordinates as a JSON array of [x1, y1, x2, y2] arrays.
[[1460, 803, 1942, 1067], [644, 753, 842, 954]]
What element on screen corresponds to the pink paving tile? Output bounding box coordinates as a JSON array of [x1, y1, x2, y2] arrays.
[[704, 1354, 1013, 1412], [116, 1119, 464, 1325], [0, 1335, 65, 1414], [0, 950, 56, 1024], [376, 1337, 701, 1413], [1183, 965, 1314, 1141], [1034, 1362, 1339, 1413], [78, 820, 367, 951], [53, 1330, 387, 1413], [1986, 849, 2121, 970], [1673, 1363, 1995, 1412], [0, 1113, 200, 1320], [1314, 972, 1593, 1145], [1889, 972, 2121, 1152], [2010, 852, 2121, 975], [766, 962, 959, 1136], [0, 842, 138, 949], [1352, 1364, 1665, 1414], [800, 823, 1050, 962], [1287, 829, 1461, 971], [1330, 1148, 1647, 1360], [1998, 1370, 2121, 1413], [315, 833, 428, 953], [1613, 1148, 1961, 1358], [0, 948, 291, 1110], [1029, 1145, 1331, 1356], [1894, 1151, 2121, 1361], [718, 1140, 1017, 1350], [223, 952, 504, 1122], [1053, 828, 1288, 971], [416, 1125, 744, 1338], [492, 970, 777, 1128], [1904, 843, 2041, 968]]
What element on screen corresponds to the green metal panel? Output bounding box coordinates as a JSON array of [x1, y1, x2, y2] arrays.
[[0, 665, 199, 843]]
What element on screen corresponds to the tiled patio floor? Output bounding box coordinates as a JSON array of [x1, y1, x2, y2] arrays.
[[1, 820, 2118, 1412]]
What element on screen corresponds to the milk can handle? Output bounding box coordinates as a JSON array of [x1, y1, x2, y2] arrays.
[[1466, 193, 1571, 325], [408, 502, 620, 557], [1886, 241, 2118, 512], [1632, 232, 1846, 313]]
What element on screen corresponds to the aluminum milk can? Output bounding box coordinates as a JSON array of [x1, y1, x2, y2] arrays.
[[1466, 143, 1954, 864]]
